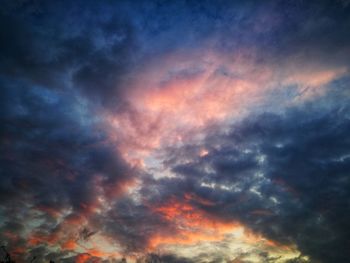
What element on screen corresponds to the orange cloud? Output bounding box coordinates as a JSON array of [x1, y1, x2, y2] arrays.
[[149, 198, 245, 249], [106, 50, 274, 165], [62, 239, 77, 250], [103, 176, 137, 199], [282, 67, 347, 101], [64, 213, 87, 226], [75, 253, 93, 263], [28, 232, 59, 246], [147, 196, 295, 257], [106, 50, 347, 168], [85, 248, 120, 259], [284, 67, 346, 88]]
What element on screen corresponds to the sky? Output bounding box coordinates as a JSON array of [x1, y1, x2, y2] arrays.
[[1, 0, 350, 262]]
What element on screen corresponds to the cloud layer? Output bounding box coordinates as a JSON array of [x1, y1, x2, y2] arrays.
[[1, 0, 350, 262]]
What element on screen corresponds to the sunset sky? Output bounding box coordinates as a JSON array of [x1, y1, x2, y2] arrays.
[[1, 1, 350, 262]]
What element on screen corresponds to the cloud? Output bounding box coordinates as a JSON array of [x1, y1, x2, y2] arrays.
[[1, 0, 350, 262], [0, 0, 138, 109], [161, 102, 350, 262], [0, 80, 135, 261]]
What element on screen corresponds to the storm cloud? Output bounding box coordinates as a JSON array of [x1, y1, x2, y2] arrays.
[[1, 0, 350, 262]]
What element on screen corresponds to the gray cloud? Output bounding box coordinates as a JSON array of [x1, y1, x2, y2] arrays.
[[157, 103, 350, 262], [1, 0, 350, 262]]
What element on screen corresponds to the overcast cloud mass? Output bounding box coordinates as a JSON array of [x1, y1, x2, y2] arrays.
[[1, 0, 350, 262]]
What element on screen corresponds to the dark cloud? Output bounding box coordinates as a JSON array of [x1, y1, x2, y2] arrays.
[[272, 0, 350, 60], [1, 0, 348, 108], [99, 197, 171, 253], [0, 0, 138, 109], [93, 98, 347, 260], [0, 79, 134, 260], [136, 253, 194, 263], [1, 0, 350, 262], [159, 103, 350, 263]]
